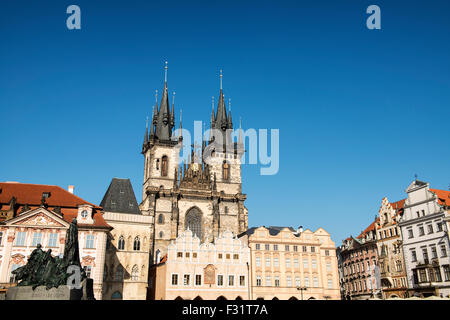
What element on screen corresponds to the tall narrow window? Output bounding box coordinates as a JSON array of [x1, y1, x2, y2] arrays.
[[131, 265, 139, 281], [85, 234, 95, 249], [158, 214, 164, 224], [133, 237, 141, 251], [222, 161, 230, 181], [31, 232, 42, 247], [172, 274, 178, 285], [183, 274, 190, 286], [161, 156, 168, 177], [0, 231, 3, 245], [229, 275, 234, 286], [118, 236, 125, 250], [48, 233, 58, 247]]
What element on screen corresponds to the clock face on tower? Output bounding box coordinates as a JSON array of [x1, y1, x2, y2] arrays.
[[81, 210, 88, 218]]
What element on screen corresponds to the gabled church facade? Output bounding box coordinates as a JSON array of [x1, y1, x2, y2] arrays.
[[139, 66, 248, 265]]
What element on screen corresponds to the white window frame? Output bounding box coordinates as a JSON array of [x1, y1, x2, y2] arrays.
[[217, 274, 224, 287], [15, 232, 27, 246], [183, 274, 191, 286], [171, 273, 179, 286], [195, 274, 202, 286]]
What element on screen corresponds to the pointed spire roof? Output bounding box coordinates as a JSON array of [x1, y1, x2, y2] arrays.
[[155, 62, 172, 141], [170, 91, 175, 128], [214, 70, 228, 131], [143, 117, 149, 144], [150, 95, 158, 136]]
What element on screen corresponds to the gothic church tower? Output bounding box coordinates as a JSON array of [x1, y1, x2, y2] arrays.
[[140, 65, 248, 264]]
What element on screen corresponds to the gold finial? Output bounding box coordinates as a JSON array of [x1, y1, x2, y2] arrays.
[[155, 89, 158, 103], [228, 98, 231, 112], [172, 91, 176, 104], [220, 69, 223, 90]]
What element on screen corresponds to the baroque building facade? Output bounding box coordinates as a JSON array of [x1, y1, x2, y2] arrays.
[[139, 67, 248, 265], [375, 197, 408, 298], [0, 182, 111, 299], [338, 221, 380, 300], [398, 179, 450, 298], [240, 226, 340, 300], [100, 178, 152, 300], [149, 229, 250, 300]]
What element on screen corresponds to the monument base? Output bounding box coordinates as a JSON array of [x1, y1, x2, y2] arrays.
[[6, 279, 95, 300]]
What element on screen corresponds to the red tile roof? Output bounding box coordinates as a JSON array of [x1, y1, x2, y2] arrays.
[[430, 188, 450, 206], [0, 182, 111, 229], [390, 199, 405, 211], [0, 182, 98, 208], [357, 219, 378, 239]]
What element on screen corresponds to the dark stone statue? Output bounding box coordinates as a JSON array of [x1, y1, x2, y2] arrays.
[[12, 219, 86, 290]]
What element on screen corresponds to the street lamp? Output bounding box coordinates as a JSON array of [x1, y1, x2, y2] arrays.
[[296, 286, 307, 300]]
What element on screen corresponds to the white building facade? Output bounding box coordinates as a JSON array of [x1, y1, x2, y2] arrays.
[[398, 180, 450, 298], [150, 229, 250, 300]]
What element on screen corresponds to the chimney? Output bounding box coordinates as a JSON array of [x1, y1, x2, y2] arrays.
[[68, 185, 74, 194]]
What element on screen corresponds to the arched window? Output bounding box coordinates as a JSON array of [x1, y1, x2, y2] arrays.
[[118, 236, 125, 250], [185, 207, 202, 239], [161, 156, 168, 177], [159, 231, 164, 238], [115, 266, 123, 281], [158, 214, 164, 224], [131, 265, 139, 281], [111, 291, 122, 300], [222, 161, 230, 181], [133, 236, 141, 251]]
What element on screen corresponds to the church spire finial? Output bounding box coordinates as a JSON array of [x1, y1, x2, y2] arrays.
[[155, 89, 158, 103], [220, 69, 223, 90], [164, 61, 168, 83]]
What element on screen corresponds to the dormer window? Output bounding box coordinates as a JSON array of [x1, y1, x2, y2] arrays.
[[42, 192, 51, 199]]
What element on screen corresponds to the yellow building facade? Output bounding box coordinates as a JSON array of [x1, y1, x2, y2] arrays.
[[240, 226, 340, 300]]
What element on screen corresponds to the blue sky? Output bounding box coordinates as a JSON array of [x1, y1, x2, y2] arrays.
[[1, 0, 449, 244]]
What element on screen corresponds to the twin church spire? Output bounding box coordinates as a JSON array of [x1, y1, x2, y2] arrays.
[[143, 64, 238, 150]]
